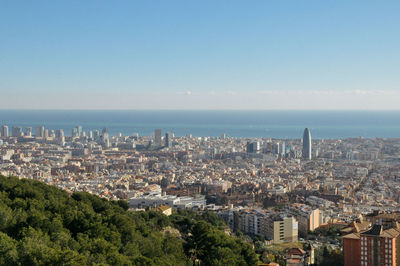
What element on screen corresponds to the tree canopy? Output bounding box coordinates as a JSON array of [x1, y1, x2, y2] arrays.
[[0, 176, 258, 265]]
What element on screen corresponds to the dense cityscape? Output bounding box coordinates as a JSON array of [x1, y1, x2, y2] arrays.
[[2, 123, 400, 265], [2, 0, 400, 264]]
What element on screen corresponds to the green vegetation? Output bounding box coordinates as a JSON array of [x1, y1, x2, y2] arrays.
[[314, 245, 344, 266], [0, 175, 258, 265], [256, 241, 303, 266]]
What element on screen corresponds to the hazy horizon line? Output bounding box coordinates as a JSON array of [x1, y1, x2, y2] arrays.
[[1, 109, 400, 112]]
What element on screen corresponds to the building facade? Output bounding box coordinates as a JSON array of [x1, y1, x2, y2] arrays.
[[302, 128, 312, 160], [343, 224, 400, 266]]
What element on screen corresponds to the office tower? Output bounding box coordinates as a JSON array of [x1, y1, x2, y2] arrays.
[[12, 126, 23, 137], [101, 127, 110, 143], [104, 138, 111, 148], [77, 125, 83, 137], [88, 131, 93, 139], [44, 129, 49, 139], [94, 130, 100, 139], [49, 129, 55, 138], [279, 141, 286, 157], [1, 125, 9, 137], [302, 128, 312, 160], [221, 133, 226, 139], [165, 132, 173, 148], [154, 129, 162, 146], [35, 126, 45, 138], [56, 129, 64, 139], [246, 141, 260, 153], [72, 128, 78, 138], [25, 127, 32, 137]]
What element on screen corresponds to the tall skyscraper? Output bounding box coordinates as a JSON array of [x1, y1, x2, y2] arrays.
[[12, 126, 23, 137], [77, 125, 83, 137], [72, 128, 78, 138], [94, 130, 100, 139], [165, 132, 173, 148], [154, 129, 162, 146], [246, 141, 260, 153], [302, 128, 312, 160], [56, 129, 64, 139], [280, 141, 286, 157], [25, 127, 32, 137], [35, 126, 45, 139], [1, 125, 9, 137]]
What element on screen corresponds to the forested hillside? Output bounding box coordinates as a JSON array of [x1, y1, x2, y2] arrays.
[[0, 175, 258, 265]]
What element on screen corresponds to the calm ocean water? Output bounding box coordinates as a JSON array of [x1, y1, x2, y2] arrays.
[[1, 110, 400, 139]]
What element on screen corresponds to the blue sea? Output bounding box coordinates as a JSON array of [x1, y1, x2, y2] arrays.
[[1, 110, 400, 139]]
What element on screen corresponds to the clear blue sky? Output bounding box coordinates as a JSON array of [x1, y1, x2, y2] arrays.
[[1, 0, 399, 109]]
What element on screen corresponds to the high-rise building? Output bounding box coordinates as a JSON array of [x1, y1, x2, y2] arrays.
[[35, 126, 45, 139], [280, 141, 286, 157], [72, 128, 78, 138], [1, 125, 9, 137], [271, 142, 280, 154], [56, 129, 64, 139], [77, 125, 83, 137], [94, 130, 100, 139], [246, 141, 260, 153], [25, 127, 32, 137], [12, 126, 23, 137], [154, 129, 162, 146], [165, 132, 173, 148], [302, 128, 312, 160]]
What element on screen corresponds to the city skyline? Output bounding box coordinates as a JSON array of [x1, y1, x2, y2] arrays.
[[2, 2, 400, 265], [1, 1, 400, 110]]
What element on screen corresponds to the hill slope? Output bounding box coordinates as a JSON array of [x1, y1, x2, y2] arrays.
[[0, 176, 257, 265]]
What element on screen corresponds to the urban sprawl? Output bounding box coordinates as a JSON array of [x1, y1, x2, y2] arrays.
[[1, 124, 400, 265]]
